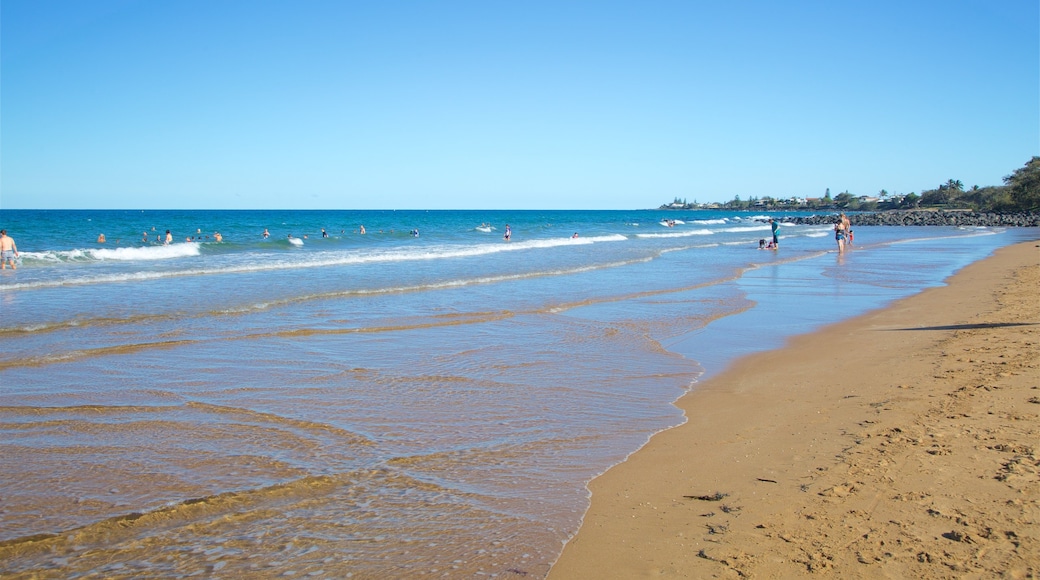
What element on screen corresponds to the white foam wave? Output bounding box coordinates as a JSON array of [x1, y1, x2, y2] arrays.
[[95, 243, 201, 260], [22, 248, 93, 264], [690, 218, 729, 225], [635, 229, 714, 239], [25, 243, 201, 263], [1, 235, 630, 291], [327, 234, 627, 265]]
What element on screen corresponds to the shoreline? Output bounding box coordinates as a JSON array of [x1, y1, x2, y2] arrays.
[[549, 240, 1039, 578]]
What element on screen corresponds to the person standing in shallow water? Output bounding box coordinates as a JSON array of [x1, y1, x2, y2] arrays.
[[835, 218, 847, 254], [840, 213, 852, 246], [0, 229, 18, 269], [770, 218, 779, 249]]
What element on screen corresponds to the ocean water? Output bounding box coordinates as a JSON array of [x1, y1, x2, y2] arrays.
[[0, 209, 1034, 578]]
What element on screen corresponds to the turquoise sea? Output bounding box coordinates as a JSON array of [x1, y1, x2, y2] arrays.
[[1, 209, 1036, 578]]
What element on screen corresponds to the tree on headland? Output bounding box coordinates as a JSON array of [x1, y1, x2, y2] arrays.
[[726, 195, 749, 210], [921, 187, 951, 206], [912, 159, 1039, 211], [1004, 156, 1040, 211], [921, 179, 967, 207], [834, 191, 855, 208]]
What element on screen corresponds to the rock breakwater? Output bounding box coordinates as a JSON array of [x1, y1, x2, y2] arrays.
[[780, 210, 1040, 227]]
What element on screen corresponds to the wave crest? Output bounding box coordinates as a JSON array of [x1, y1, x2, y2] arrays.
[[25, 243, 201, 264]]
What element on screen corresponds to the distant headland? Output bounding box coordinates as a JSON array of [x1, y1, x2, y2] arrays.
[[661, 156, 1040, 216]]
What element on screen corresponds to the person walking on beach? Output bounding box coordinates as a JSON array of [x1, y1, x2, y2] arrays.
[[769, 218, 779, 249], [0, 230, 18, 269], [834, 218, 847, 254]]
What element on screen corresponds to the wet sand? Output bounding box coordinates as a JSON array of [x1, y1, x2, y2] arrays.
[[550, 241, 1039, 579]]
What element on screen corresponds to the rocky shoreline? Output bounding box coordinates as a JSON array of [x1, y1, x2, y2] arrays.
[[777, 209, 1040, 227]]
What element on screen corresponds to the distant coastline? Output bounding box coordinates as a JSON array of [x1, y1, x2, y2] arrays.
[[661, 156, 1040, 216]]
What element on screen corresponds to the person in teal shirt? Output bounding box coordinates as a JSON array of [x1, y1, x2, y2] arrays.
[[770, 219, 779, 249]]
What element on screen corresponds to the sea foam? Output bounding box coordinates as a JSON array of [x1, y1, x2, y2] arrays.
[[25, 243, 201, 264]]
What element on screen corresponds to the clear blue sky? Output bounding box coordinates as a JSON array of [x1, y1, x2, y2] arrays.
[[2, 0, 1037, 209]]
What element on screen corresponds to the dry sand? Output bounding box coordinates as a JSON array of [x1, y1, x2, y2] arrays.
[[550, 241, 1039, 579]]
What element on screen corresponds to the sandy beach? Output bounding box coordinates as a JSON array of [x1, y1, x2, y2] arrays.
[[550, 240, 1039, 579]]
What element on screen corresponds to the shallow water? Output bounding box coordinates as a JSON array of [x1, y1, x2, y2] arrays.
[[0, 209, 1034, 578]]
